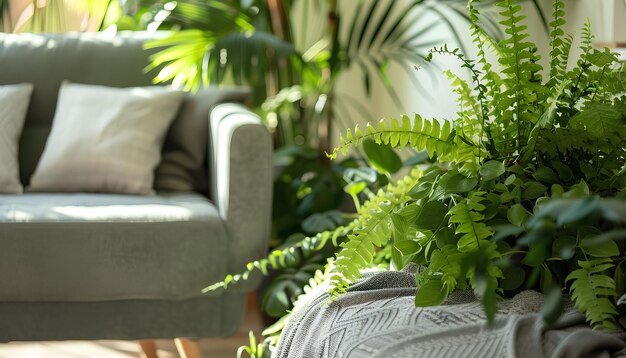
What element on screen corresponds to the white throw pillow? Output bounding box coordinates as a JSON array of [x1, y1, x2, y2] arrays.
[[28, 82, 184, 195], [0, 83, 33, 194]]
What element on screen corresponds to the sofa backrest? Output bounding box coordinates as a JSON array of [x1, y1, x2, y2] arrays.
[[0, 32, 249, 195]]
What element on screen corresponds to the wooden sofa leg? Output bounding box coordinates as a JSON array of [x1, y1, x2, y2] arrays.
[[175, 338, 202, 358], [138, 340, 159, 358]]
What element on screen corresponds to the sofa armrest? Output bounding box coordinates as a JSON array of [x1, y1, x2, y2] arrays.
[[209, 103, 273, 278]]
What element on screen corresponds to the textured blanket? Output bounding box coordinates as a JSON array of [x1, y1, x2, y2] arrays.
[[274, 268, 626, 358]]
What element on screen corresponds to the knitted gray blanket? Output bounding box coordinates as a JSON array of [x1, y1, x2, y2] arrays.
[[274, 268, 626, 358]]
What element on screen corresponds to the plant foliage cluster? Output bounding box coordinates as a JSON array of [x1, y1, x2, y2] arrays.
[[325, 0, 626, 330], [209, 0, 626, 339]]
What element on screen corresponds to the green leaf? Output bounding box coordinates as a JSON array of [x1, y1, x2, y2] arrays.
[[395, 240, 421, 257], [540, 265, 553, 293], [533, 166, 559, 184], [440, 172, 478, 193], [415, 279, 447, 307], [409, 181, 434, 200], [552, 235, 576, 259], [415, 201, 449, 231], [507, 203, 530, 226], [480, 160, 506, 181], [580, 238, 620, 258], [542, 285, 563, 325], [523, 243, 550, 267], [501, 265, 525, 291], [344, 182, 367, 197], [435, 227, 456, 248], [302, 211, 344, 235], [363, 138, 402, 174], [522, 181, 548, 200], [556, 197, 598, 226], [569, 103, 626, 143], [551, 161, 573, 182]]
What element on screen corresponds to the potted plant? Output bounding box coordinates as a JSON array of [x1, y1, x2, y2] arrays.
[[210, 2, 626, 352]]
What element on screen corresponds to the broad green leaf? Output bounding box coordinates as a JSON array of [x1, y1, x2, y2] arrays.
[[533, 166, 559, 184], [507, 203, 530, 226], [556, 197, 598, 226], [542, 285, 563, 325], [522, 181, 548, 200], [504, 174, 517, 186], [409, 181, 433, 200], [551, 161, 573, 182], [580, 237, 620, 257], [540, 265, 553, 293], [440, 172, 478, 193], [435, 227, 456, 248], [415, 200, 449, 231], [480, 160, 505, 181], [415, 279, 447, 307], [395, 240, 421, 256], [363, 138, 402, 174], [523, 243, 550, 267], [302, 211, 344, 235], [552, 235, 576, 259], [344, 182, 367, 196], [501, 266, 525, 291]]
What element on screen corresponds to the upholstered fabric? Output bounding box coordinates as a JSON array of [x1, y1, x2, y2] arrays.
[[155, 87, 249, 194], [0, 83, 33, 193], [0, 193, 227, 301], [28, 82, 184, 195], [0, 294, 246, 341], [210, 104, 273, 278]]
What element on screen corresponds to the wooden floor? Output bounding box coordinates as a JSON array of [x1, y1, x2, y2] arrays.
[[0, 294, 265, 358]]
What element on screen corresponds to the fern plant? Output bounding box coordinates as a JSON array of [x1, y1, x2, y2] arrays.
[[206, 0, 626, 335], [324, 0, 626, 330]]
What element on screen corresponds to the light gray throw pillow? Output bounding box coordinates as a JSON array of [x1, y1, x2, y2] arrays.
[[28, 82, 184, 195]]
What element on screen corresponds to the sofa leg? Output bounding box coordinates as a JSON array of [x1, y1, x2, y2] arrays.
[[138, 340, 159, 358], [175, 338, 202, 358]]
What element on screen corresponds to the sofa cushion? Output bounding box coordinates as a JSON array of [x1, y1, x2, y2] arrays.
[[28, 82, 184, 195], [0, 193, 227, 301], [154, 87, 249, 194], [0, 83, 33, 194], [0, 32, 249, 193]]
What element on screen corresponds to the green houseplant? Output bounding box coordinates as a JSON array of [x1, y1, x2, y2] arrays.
[[209, 0, 626, 342], [326, 0, 626, 330], [132, 0, 514, 321]]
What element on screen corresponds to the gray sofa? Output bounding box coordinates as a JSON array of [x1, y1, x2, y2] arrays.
[[0, 32, 272, 341]]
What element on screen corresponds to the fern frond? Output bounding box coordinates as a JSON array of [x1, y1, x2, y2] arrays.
[[468, 0, 504, 134], [567, 259, 618, 330], [328, 115, 460, 161], [203, 223, 355, 292], [428, 245, 466, 293], [549, 0, 568, 82], [496, 0, 546, 155], [449, 191, 494, 252], [327, 169, 423, 296]]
